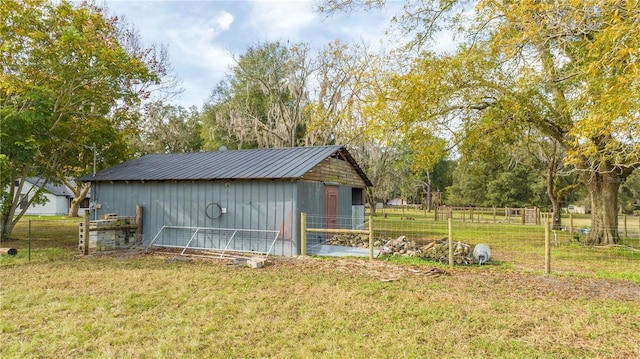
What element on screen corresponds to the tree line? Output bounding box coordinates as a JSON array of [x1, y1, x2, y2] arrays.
[[2, 0, 639, 245]]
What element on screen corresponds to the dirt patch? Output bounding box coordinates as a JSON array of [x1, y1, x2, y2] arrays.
[[268, 256, 640, 302], [110, 249, 640, 303]]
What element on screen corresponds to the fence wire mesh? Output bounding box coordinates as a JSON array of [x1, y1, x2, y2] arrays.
[[4, 212, 640, 278], [304, 208, 640, 277], [0, 217, 83, 263]]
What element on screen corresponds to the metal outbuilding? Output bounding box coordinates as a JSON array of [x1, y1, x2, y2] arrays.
[[78, 145, 371, 256]]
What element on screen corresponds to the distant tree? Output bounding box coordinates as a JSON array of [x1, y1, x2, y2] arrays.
[[353, 142, 398, 215], [202, 42, 311, 149], [619, 170, 640, 214], [446, 157, 546, 209], [304, 41, 378, 146], [136, 101, 202, 155]]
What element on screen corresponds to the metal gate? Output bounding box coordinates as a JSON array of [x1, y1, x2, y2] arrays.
[[147, 225, 280, 259]]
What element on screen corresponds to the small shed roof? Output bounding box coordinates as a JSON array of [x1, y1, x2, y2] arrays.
[[79, 145, 372, 186], [26, 177, 76, 197]]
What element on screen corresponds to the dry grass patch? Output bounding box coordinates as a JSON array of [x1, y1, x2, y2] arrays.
[[1, 253, 639, 358]]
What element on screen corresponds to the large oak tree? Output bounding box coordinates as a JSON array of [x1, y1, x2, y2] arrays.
[[321, 0, 640, 245]]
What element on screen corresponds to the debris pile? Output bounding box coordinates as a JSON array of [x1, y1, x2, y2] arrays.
[[328, 234, 377, 248], [381, 236, 474, 265], [329, 234, 479, 265]]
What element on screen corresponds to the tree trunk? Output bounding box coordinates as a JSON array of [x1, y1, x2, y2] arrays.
[[425, 170, 433, 213], [0, 217, 15, 241], [550, 199, 562, 230], [68, 198, 81, 217], [546, 161, 563, 230], [366, 188, 377, 216], [62, 179, 91, 218], [583, 173, 621, 245]]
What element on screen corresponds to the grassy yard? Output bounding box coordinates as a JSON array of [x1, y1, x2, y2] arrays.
[[1, 215, 639, 358]]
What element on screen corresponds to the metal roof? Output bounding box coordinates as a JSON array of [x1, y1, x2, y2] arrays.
[[26, 177, 75, 197], [79, 145, 372, 186]]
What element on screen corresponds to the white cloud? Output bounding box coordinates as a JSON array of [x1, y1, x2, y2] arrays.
[[213, 11, 234, 31], [247, 1, 317, 41]]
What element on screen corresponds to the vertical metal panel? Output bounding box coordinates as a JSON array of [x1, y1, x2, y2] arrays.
[[297, 181, 325, 217], [92, 179, 298, 256], [337, 186, 351, 218]]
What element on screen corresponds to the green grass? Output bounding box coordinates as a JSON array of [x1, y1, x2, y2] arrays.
[[1, 214, 639, 358], [2, 256, 639, 358]]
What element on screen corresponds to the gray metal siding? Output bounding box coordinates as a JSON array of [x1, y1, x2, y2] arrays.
[[297, 181, 325, 218], [337, 186, 352, 218], [92, 180, 298, 256], [297, 181, 356, 220]]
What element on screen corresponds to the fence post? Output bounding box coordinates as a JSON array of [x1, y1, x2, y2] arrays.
[[493, 207, 496, 223], [545, 220, 551, 274], [448, 218, 453, 269], [369, 215, 374, 260], [522, 208, 526, 225], [300, 212, 307, 256], [623, 215, 627, 238], [83, 209, 90, 255], [28, 217, 32, 262], [569, 213, 574, 233], [135, 205, 144, 245]]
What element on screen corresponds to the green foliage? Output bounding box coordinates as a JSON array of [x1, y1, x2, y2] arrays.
[[619, 170, 640, 214], [446, 157, 549, 208], [1, 0, 169, 237], [354, 0, 640, 244], [201, 41, 310, 149], [135, 101, 202, 155]]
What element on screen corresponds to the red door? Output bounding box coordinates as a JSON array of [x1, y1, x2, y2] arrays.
[[325, 185, 338, 229]]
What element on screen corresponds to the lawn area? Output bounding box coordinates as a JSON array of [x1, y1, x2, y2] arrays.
[[1, 215, 639, 358]]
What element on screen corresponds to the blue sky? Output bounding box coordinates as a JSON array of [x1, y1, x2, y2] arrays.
[[103, 0, 410, 109]]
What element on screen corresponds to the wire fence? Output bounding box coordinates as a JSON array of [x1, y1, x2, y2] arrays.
[[4, 213, 640, 279], [0, 217, 83, 263], [303, 209, 640, 277]]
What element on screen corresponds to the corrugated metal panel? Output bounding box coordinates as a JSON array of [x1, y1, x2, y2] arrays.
[[92, 180, 299, 256], [80, 146, 354, 182]]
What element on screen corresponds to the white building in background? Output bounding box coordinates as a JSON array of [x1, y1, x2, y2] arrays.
[[388, 197, 408, 206], [565, 204, 591, 214], [15, 178, 90, 216]]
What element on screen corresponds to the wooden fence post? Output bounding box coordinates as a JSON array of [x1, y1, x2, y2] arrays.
[[83, 209, 90, 255], [545, 220, 551, 274], [569, 213, 574, 233], [135, 205, 143, 245], [300, 212, 307, 256], [369, 215, 374, 260], [448, 218, 453, 269]]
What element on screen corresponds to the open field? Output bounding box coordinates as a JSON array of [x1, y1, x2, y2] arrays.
[[1, 215, 639, 358]]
